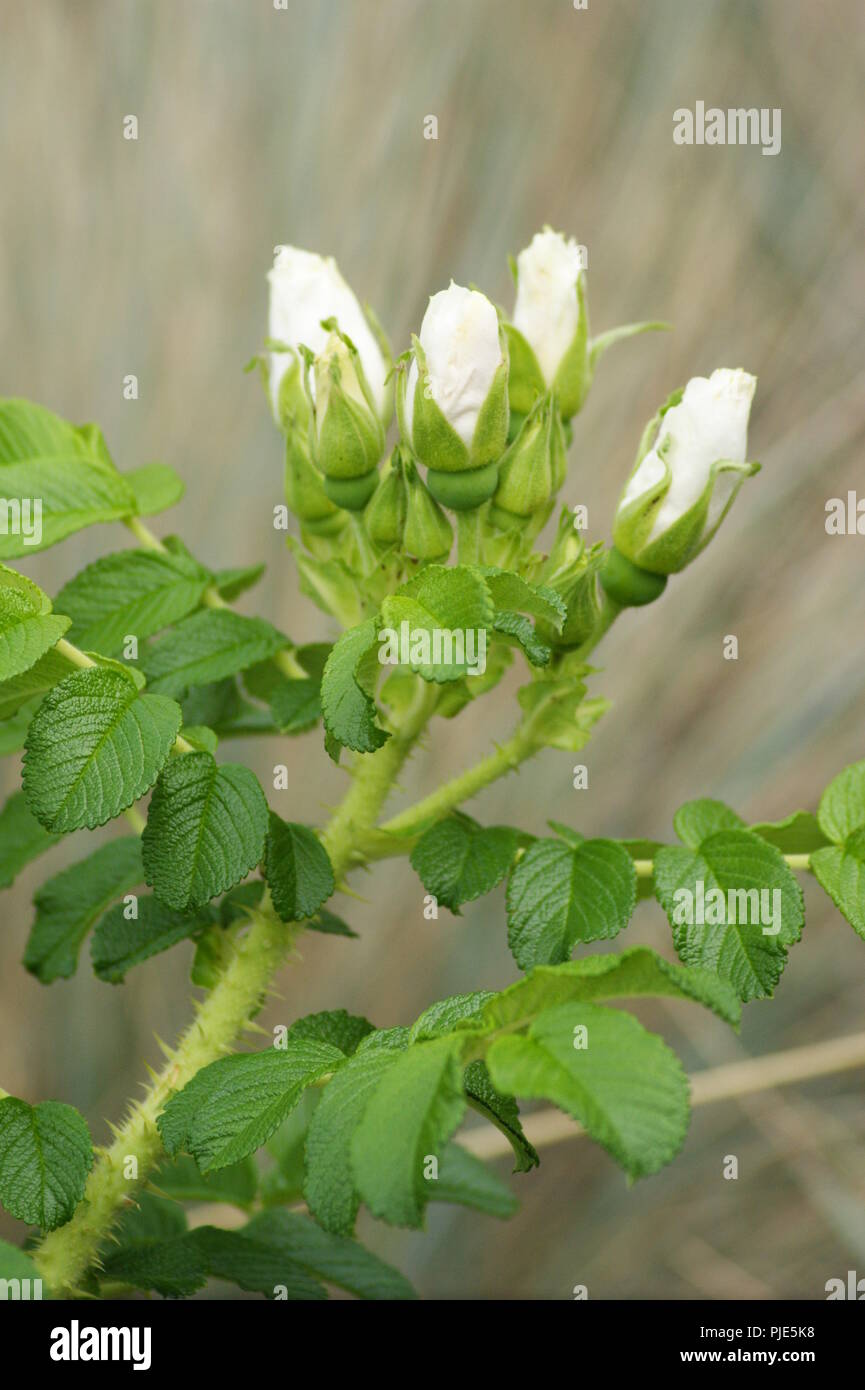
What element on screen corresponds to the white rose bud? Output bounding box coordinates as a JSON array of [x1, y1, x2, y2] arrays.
[[267, 245, 390, 429], [513, 229, 585, 385], [507, 227, 588, 421], [611, 368, 759, 579], [399, 282, 509, 510]]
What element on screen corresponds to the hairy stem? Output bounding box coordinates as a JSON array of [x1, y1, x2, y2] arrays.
[[380, 722, 538, 841], [32, 678, 437, 1294], [456, 509, 482, 566], [34, 905, 294, 1295]]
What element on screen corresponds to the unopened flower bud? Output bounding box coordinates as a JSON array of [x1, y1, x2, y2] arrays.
[[306, 325, 385, 510], [402, 458, 453, 561], [399, 282, 508, 510], [493, 392, 566, 519], [267, 245, 391, 431], [508, 228, 588, 420], [612, 368, 759, 576], [365, 450, 408, 547]]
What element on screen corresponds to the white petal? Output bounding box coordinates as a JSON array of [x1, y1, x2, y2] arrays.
[[512, 228, 584, 385], [267, 245, 388, 416], [646, 368, 756, 540], [418, 282, 503, 445]]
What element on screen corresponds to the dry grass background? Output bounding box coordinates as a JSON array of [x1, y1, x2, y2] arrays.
[[1, 0, 864, 1298]]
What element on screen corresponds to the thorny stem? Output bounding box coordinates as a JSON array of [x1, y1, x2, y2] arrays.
[[32, 671, 438, 1295]]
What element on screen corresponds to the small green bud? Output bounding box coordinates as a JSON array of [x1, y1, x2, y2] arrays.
[[283, 433, 339, 525], [309, 327, 385, 483], [403, 458, 453, 561], [599, 546, 667, 607], [365, 451, 408, 545], [493, 393, 564, 519]]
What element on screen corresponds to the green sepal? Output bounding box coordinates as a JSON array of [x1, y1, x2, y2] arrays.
[[550, 272, 590, 421], [283, 433, 339, 525], [503, 322, 546, 415], [426, 462, 499, 511], [402, 459, 453, 561], [599, 546, 667, 608], [322, 470, 379, 511]]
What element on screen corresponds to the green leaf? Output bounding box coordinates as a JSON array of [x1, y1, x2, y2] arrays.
[[462, 945, 742, 1033], [181, 676, 275, 738], [750, 810, 830, 855], [0, 565, 70, 681], [463, 1059, 539, 1173], [211, 562, 266, 601], [264, 814, 334, 922], [101, 1234, 209, 1298], [24, 836, 144, 982], [158, 1041, 344, 1172], [125, 462, 185, 516], [654, 829, 804, 1001], [91, 894, 206, 982], [409, 991, 495, 1043], [269, 677, 321, 733], [478, 566, 566, 630], [242, 1209, 417, 1300], [380, 565, 494, 683], [673, 798, 745, 849], [143, 752, 268, 910], [425, 1141, 518, 1219], [307, 905, 358, 938], [410, 813, 520, 914], [0, 702, 37, 756], [320, 618, 389, 756], [287, 1009, 374, 1056], [487, 1003, 689, 1179], [0, 646, 75, 721], [507, 836, 637, 969], [150, 1154, 257, 1208], [0, 791, 61, 889], [303, 1031, 410, 1234], [351, 1036, 467, 1227], [55, 548, 210, 656], [0, 1237, 42, 1285], [811, 832, 865, 941], [186, 1225, 326, 1299], [110, 1189, 188, 1247], [139, 609, 289, 698], [23, 666, 182, 832], [517, 680, 607, 752], [0, 1097, 93, 1229], [817, 761, 865, 844], [0, 399, 136, 558], [490, 610, 552, 667]]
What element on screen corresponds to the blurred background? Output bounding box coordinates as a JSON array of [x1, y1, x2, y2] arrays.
[[1, 0, 864, 1299]]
